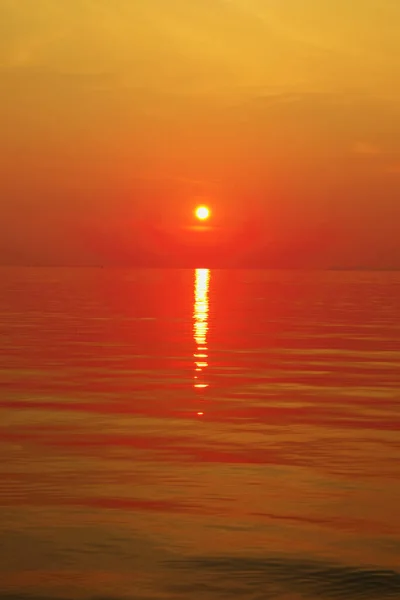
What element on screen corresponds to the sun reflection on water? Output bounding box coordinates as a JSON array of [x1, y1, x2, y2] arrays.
[[193, 268, 210, 396]]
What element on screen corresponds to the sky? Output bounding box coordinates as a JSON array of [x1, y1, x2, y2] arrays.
[[1, 0, 400, 267]]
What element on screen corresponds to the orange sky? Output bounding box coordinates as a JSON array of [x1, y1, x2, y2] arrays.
[[1, 0, 400, 267]]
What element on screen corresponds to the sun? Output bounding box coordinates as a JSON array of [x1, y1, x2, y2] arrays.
[[195, 205, 210, 220]]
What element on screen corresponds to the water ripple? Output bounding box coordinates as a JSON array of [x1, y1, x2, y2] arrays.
[[168, 556, 400, 598]]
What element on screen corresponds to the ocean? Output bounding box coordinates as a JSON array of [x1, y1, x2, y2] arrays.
[[0, 267, 399, 599]]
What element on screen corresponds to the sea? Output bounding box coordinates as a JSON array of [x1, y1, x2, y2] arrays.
[[0, 267, 399, 599]]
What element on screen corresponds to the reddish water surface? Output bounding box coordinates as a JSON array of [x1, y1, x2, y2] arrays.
[[0, 268, 399, 599]]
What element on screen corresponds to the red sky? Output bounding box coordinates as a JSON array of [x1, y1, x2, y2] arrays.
[[1, 1, 400, 267]]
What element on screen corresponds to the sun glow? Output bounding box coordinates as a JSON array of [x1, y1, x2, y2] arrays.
[[195, 205, 210, 220]]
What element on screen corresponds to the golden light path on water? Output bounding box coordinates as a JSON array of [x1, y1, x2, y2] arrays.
[[193, 269, 210, 412]]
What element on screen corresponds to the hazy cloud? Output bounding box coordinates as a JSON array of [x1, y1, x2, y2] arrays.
[[385, 163, 400, 174], [352, 141, 382, 156]]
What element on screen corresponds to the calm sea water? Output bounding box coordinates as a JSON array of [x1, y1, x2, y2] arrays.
[[0, 267, 399, 600]]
